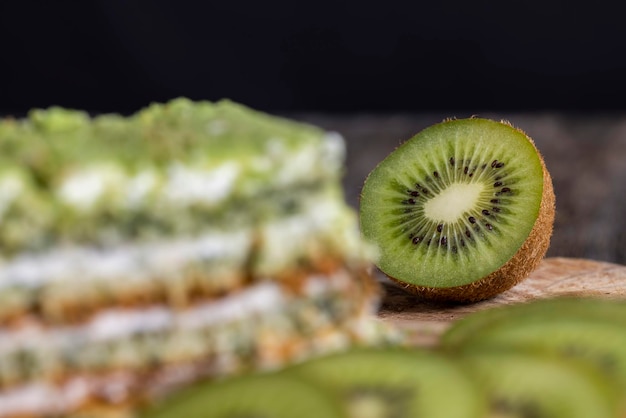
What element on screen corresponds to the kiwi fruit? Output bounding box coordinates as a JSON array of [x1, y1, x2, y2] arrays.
[[140, 372, 345, 418], [442, 297, 626, 350], [359, 118, 555, 302], [443, 300, 626, 415], [288, 347, 486, 418], [459, 349, 621, 418], [445, 315, 626, 401]]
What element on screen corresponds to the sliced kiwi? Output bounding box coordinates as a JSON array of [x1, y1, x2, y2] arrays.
[[140, 372, 345, 418], [359, 118, 555, 302], [288, 347, 486, 418], [460, 349, 621, 418], [442, 297, 626, 350], [445, 315, 626, 401]]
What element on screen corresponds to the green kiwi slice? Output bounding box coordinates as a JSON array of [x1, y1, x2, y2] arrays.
[[459, 349, 621, 418], [442, 297, 626, 350], [140, 372, 345, 418], [288, 347, 486, 418], [446, 316, 626, 399], [359, 118, 555, 302]]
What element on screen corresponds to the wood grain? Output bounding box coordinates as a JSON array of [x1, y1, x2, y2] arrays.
[[377, 257, 626, 346]]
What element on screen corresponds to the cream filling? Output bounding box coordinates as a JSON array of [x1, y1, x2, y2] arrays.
[[0, 174, 25, 219], [0, 272, 355, 352], [162, 162, 240, 207], [0, 380, 87, 418], [0, 272, 362, 416], [0, 193, 367, 293], [54, 132, 345, 212], [0, 280, 292, 352], [0, 230, 251, 290]]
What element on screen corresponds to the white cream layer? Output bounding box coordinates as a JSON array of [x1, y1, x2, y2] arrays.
[[0, 271, 362, 417], [0, 279, 294, 352], [0, 230, 250, 290], [0, 192, 369, 293], [53, 132, 345, 212]]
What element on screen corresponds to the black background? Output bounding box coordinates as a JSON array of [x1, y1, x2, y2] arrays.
[[1, 1, 625, 114]]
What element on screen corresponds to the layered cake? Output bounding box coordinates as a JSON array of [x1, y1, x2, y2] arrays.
[[0, 99, 387, 417]]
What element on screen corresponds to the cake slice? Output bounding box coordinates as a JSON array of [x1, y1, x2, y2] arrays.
[[0, 99, 391, 417]]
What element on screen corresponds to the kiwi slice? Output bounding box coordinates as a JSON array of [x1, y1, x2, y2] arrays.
[[140, 372, 345, 418], [359, 118, 555, 302], [446, 316, 626, 401], [442, 297, 626, 350], [459, 349, 621, 418], [288, 347, 486, 418]]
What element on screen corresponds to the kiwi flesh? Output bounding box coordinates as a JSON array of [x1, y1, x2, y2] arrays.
[[139, 372, 345, 418], [459, 349, 621, 418], [442, 297, 626, 350], [359, 118, 555, 302], [287, 347, 487, 418], [444, 314, 626, 403]]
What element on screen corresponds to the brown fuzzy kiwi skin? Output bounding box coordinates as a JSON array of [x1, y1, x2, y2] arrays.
[[385, 122, 556, 303]]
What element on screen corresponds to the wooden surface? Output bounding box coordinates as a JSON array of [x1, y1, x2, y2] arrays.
[[376, 257, 626, 346], [295, 112, 626, 265]]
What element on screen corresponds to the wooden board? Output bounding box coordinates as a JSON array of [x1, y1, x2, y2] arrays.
[[377, 257, 626, 346]]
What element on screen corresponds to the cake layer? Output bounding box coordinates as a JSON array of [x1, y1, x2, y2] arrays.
[[0, 187, 373, 324], [0, 265, 392, 417], [0, 98, 387, 417], [0, 98, 345, 254]]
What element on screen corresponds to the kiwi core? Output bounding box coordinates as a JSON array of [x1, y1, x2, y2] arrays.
[[423, 182, 485, 223]]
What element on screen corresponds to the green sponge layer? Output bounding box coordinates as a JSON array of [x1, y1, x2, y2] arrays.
[[0, 98, 346, 254]]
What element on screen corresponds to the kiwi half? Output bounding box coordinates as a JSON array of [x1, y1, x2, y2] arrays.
[[288, 347, 486, 418], [360, 118, 555, 302]]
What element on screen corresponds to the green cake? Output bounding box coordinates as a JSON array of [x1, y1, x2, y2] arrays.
[[0, 98, 347, 252], [0, 98, 390, 417]]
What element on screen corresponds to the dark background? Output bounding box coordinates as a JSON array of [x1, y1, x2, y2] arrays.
[[1, 1, 625, 115]]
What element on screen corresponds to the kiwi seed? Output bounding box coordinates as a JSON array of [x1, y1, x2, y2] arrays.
[[359, 118, 555, 302]]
